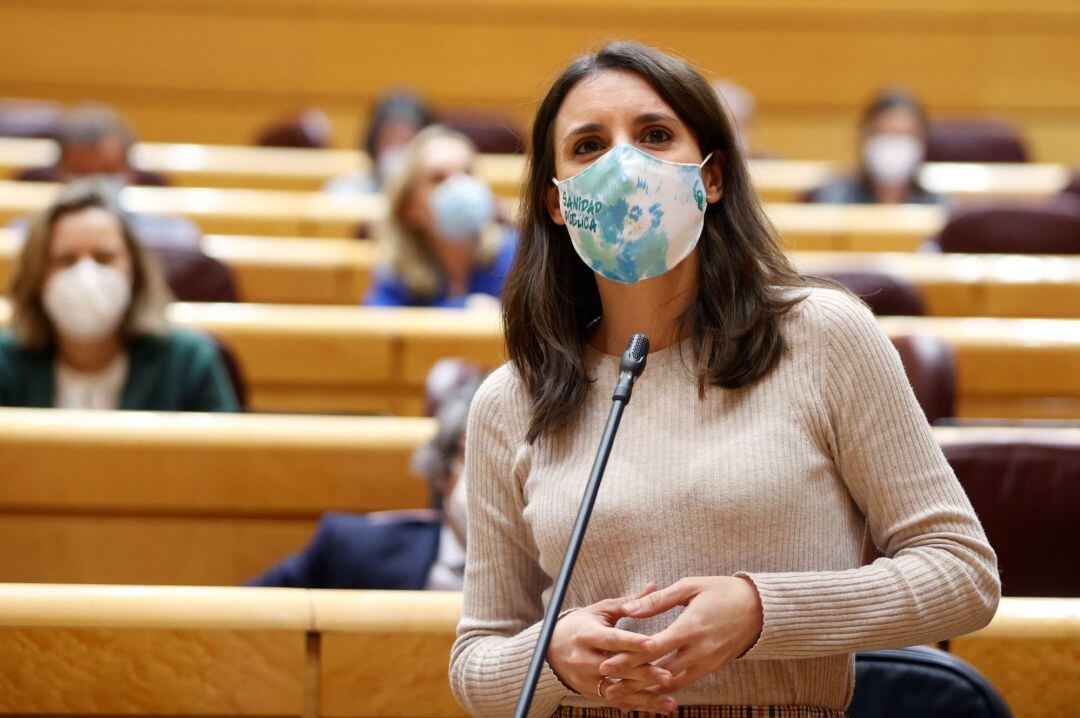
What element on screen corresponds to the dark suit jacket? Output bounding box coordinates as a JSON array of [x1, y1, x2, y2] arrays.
[[247, 511, 443, 590]]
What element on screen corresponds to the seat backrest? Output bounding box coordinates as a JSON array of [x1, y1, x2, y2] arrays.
[[890, 334, 956, 425], [825, 271, 926, 316], [943, 439, 1080, 597], [850, 645, 1011, 718], [0, 98, 64, 138], [441, 110, 525, 154], [932, 202, 1080, 254], [150, 246, 240, 303], [926, 119, 1028, 163], [255, 108, 332, 148]]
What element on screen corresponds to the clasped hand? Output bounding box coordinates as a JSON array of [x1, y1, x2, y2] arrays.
[[546, 577, 763, 715]]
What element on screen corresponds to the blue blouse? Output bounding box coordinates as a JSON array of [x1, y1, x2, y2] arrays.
[[363, 230, 517, 308]]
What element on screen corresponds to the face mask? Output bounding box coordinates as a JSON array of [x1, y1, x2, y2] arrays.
[[42, 256, 132, 342], [430, 173, 495, 242], [553, 142, 712, 284], [863, 133, 924, 185]]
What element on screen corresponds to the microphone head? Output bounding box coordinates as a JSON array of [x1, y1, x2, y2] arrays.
[[619, 333, 650, 378]]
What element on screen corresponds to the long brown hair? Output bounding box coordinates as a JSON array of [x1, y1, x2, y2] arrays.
[[10, 179, 172, 349], [503, 42, 813, 443]]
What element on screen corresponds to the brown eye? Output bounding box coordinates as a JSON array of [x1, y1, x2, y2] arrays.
[[93, 250, 117, 264], [643, 127, 672, 145], [573, 139, 603, 156]]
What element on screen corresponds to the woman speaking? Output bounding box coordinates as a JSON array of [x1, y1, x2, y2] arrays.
[[449, 42, 998, 718]]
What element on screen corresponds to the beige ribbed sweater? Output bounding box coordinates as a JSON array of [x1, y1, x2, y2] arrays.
[[449, 288, 1000, 717]]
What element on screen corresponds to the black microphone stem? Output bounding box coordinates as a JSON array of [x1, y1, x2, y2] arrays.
[[513, 334, 649, 718], [513, 396, 627, 718]]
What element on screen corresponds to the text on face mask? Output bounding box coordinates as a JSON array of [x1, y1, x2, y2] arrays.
[[562, 193, 603, 232]]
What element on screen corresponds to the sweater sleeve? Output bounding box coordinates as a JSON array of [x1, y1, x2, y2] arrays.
[[449, 367, 571, 717], [737, 291, 1000, 660]]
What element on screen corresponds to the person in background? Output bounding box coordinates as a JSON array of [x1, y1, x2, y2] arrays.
[[247, 371, 481, 589], [0, 181, 238, 411], [18, 103, 168, 187], [364, 125, 516, 308], [807, 88, 943, 205], [323, 89, 436, 196], [711, 79, 774, 159]]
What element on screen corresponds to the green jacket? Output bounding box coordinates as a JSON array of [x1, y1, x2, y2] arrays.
[[0, 329, 240, 412]]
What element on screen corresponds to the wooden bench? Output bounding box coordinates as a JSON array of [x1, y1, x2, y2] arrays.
[[0, 178, 948, 243], [0, 419, 1075, 587], [1, 300, 1077, 417], [0, 409, 435, 586], [0, 585, 1073, 718], [5, 230, 1080, 317], [0, 136, 1068, 201]]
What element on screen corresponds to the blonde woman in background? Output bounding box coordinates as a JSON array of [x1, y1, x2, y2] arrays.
[[364, 125, 516, 308]]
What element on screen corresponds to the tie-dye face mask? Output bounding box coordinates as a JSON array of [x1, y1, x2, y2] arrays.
[[552, 142, 712, 284]]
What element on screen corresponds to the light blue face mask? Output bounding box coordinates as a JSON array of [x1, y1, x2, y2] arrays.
[[430, 173, 495, 242], [552, 142, 712, 284]]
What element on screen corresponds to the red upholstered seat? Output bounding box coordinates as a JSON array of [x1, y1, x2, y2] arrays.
[[150, 246, 239, 303], [930, 201, 1080, 254], [441, 110, 525, 154], [926, 119, 1028, 164], [825, 271, 927, 316], [255, 108, 333, 148], [0, 98, 64, 139], [891, 335, 956, 425]]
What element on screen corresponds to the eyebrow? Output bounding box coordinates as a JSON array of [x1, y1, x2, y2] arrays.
[[561, 113, 680, 145]]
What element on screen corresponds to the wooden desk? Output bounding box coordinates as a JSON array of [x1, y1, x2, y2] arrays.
[[792, 251, 1080, 319], [5, 229, 1080, 317], [1, 301, 1077, 418], [0, 137, 526, 196], [0, 415, 1076, 587], [0, 409, 434, 585], [0, 585, 1073, 718], [0, 178, 951, 242], [0, 137, 1067, 201]]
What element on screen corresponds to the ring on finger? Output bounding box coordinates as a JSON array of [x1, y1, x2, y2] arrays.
[[597, 675, 620, 698]]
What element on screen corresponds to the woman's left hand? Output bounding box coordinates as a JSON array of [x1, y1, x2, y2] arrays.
[[597, 576, 764, 704]]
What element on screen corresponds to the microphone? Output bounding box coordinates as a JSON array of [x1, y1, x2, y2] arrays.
[[513, 334, 651, 718]]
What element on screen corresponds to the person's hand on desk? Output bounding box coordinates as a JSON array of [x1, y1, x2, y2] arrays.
[[547, 584, 680, 714], [598, 576, 764, 712]]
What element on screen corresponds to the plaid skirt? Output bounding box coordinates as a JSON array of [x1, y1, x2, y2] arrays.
[[553, 707, 847, 718]]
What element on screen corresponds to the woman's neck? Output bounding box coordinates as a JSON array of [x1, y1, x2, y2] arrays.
[[589, 252, 699, 356], [57, 334, 124, 373]]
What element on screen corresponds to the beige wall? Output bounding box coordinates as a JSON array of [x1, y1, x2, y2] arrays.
[[2, 0, 1079, 162]]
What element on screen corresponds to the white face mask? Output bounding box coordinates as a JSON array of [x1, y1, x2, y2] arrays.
[[42, 256, 132, 342], [552, 142, 712, 284], [863, 133, 924, 185]]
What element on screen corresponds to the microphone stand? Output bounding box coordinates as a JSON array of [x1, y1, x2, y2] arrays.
[[513, 334, 650, 718]]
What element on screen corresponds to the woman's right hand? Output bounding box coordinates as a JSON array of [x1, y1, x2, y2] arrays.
[[546, 584, 679, 714]]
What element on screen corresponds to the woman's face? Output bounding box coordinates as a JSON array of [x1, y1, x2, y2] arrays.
[[402, 136, 475, 238], [860, 106, 927, 186], [46, 207, 133, 282], [546, 69, 723, 225]]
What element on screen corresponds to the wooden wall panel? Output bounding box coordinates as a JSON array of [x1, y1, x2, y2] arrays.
[[1, 1, 1077, 161]]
